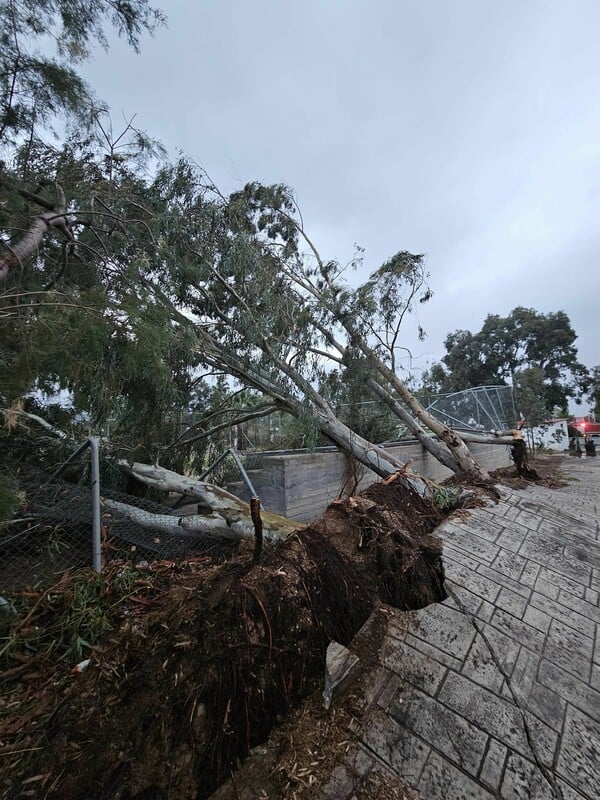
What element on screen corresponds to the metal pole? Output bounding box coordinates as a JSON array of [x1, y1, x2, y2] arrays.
[[228, 447, 259, 499], [89, 436, 102, 573], [51, 439, 91, 479], [198, 447, 260, 504]]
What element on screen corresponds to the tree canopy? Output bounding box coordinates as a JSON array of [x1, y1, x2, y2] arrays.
[[1, 4, 494, 487], [425, 308, 589, 416]]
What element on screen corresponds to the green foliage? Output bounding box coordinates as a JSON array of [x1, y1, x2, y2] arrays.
[[429, 308, 588, 414], [586, 366, 600, 417], [513, 367, 550, 427], [430, 483, 457, 511], [0, 0, 165, 147], [0, 567, 146, 667]]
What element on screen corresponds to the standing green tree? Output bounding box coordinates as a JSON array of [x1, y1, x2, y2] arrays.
[[428, 308, 588, 413], [585, 366, 600, 418]]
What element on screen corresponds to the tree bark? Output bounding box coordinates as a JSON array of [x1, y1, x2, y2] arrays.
[[365, 376, 463, 471], [117, 461, 300, 541], [0, 183, 71, 282], [360, 347, 491, 480]]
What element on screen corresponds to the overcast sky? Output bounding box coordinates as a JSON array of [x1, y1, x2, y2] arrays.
[[84, 0, 600, 382]]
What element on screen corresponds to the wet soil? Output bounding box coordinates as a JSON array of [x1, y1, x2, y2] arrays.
[[0, 476, 445, 800]]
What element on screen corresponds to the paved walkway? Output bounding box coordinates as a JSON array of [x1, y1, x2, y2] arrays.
[[324, 457, 600, 800]]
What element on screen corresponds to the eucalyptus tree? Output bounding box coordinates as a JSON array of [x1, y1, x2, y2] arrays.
[[0, 0, 164, 152], [127, 164, 490, 484], [217, 182, 490, 479]]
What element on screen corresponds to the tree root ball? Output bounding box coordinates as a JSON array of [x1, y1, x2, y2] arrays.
[[10, 480, 447, 800]]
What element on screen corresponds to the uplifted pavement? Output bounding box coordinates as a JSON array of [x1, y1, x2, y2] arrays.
[[322, 457, 600, 800]]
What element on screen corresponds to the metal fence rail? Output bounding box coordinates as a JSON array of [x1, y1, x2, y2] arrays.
[[424, 385, 517, 431]]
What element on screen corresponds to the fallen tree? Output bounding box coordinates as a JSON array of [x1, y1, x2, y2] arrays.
[[1, 476, 446, 799], [113, 461, 298, 541]]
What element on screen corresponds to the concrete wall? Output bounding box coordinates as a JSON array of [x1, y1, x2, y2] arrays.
[[231, 441, 512, 522], [522, 420, 569, 451]]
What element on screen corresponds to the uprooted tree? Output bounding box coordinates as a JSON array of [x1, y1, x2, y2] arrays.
[[1, 0, 495, 515]]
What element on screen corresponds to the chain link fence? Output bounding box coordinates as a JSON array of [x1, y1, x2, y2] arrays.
[[423, 385, 517, 431], [0, 437, 237, 594]]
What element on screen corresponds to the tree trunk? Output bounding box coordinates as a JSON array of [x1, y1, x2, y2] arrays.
[[199, 337, 432, 496], [0, 183, 71, 282], [312, 406, 431, 496], [365, 377, 463, 471], [116, 462, 300, 541], [361, 349, 491, 480]]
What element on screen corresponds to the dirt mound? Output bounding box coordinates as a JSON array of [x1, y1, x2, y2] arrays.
[[489, 454, 568, 490], [0, 478, 446, 800]]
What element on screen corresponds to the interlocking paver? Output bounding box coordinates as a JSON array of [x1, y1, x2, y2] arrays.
[[492, 548, 528, 582], [556, 705, 600, 798], [479, 737, 507, 792], [418, 751, 496, 800], [349, 458, 600, 800], [381, 637, 447, 695], [500, 751, 555, 799], [543, 618, 594, 681], [390, 687, 488, 776]]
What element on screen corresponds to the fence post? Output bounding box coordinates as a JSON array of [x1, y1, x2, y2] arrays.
[[89, 437, 102, 572]]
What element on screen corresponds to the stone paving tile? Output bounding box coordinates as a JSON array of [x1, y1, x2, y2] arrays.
[[477, 563, 531, 598], [404, 633, 464, 672], [381, 637, 447, 696], [521, 711, 558, 767], [515, 509, 542, 532], [543, 618, 594, 682], [440, 542, 480, 571], [537, 566, 588, 597], [537, 659, 600, 718], [479, 738, 507, 793], [584, 587, 599, 605], [556, 779, 592, 800], [488, 607, 546, 653], [555, 588, 600, 625], [525, 681, 567, 733], [438, 524, 500, 563], [556, 704, 600, 799], [443, 557, 502, 602], [528, 592, 596, 638], [522, 605, 552, 634], [534, 576, 560, 600], [500, 751, 555, 799], [590, 568, 600, 592], [461, 632, 508, 694], [496, 586, 529, 618], [564, 540, 600, 571], [417, 751, 496, 800], [351, 460, 600, 799], [361, 706, 430, 786], [519, 538, 592, 584], [437, 671, 541, 759], [361, 666, 400, 709], [475, 599, 496, 623], [509, 647, 539, 700], [491, 549, 528, 582], [495, 526, 530, 553], [477, 624, 521, 680], [390, 686, 488, 776], [520, 560, 541, 588], [403, 602, 476, 660]]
